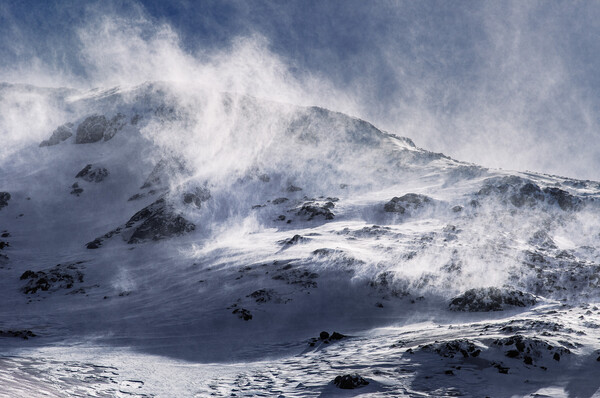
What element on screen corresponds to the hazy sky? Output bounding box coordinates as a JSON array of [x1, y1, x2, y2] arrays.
[[1, 0, 599, 180]]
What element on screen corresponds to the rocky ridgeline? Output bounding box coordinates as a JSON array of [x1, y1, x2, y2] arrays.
[[40, 113, 131, 147], [449, 287, 537, 312], [477, 175, 584, 211]]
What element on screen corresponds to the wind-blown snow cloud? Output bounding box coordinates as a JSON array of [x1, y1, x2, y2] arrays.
[[1, 1, 599, 179]]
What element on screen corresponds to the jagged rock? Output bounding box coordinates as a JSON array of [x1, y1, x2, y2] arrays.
[[492, 335, 571, 365], [182, 187, 211, 208], [286, 185, 302, 192], [449, 287, 536, 312], [543, 187, 582, 211], [20, 262, 84, 294], [529, 230, 557, 249], [247, 289, 276, 304], [333, 374, 369, 389], [478, 176, 582, 211], [125, 198, 195, 243], [0, 192, 10, 210], [419, 339, 482, 358], [75, 164, 109, 182], [232, 308, 252, 321], [103, 113, 127, 141], [384, 193, 432, 213], [0, 330, 36, 339], [272, 197, 288, 205], [295, 201, 335, 220], [39, 123, 73, 147], [279, 234, 308, 246], [75, 115, 108, 144]]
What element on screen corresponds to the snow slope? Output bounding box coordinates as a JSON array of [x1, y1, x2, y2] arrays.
[[1, 82, 600, 397]]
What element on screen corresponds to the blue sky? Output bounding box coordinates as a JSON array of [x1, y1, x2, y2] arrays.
[[1, 0, 599, 179]]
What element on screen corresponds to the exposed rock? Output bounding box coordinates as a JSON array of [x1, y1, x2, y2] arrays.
[[88, 197, 195, 247], [492, 335, 571, 365], [0, 330, 36, 339], [295, 201, 335, 220], [333, 374, 369, 389], [449, 287, 536, 312], [75, 115, 108, 144], [0, 192, 10, 210], [125, 198, 195, 243], [279, 234, 308, 246], [419, 339, 482, 358], [103, 113, 127, 141], [20, 262, 84, 294], [272, 197, 288, 205], [39, 123, 73, 147], [477, 176, 582, 211], [247, 289, 276, 304], [75, 164, 109, 182], [141, 158, 189, 189], [232, 308, 252, 321], [286, 185, 302, 192], [384, 193, 432, 213], [182, 187, 211, 208], [70, 182, 83, 196], [271, 263, 318, 289]]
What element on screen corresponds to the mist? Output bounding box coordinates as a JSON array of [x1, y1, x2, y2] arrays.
[[1, 1, 599, 179]]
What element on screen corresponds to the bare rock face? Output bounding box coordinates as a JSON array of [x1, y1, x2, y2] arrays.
[[75, 164, 109, 182], [86, 197, 196, 248], [39, 123, 74, 147], [104, 113, 127, 141], [19, 262, 85, 294], [449, 287, 536, 312], [75, 115, 109, 144], [384, 193, 432, 213], [141, 158, 189, 189], [0, 192, 10, 210], [333, 374, 369, 389], [477, 176, 583, 211]]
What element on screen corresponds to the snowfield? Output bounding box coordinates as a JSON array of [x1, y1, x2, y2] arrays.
[[1, 82, 600, 397]]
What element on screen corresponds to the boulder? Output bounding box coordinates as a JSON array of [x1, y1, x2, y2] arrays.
[[75, 115, 108, 144], [384, 193, 432, 213], [75, 164, 109, 182], [333, 374, 369, 389]]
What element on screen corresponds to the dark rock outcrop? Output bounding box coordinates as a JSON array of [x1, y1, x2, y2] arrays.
[[419, 339, 482, 358], [477, 176, 582, 211], [295, 201, 335, 220], [103, 113, 127, 141], [492, 335, 571, 365], [0, 330, 36, 339], [449, 287, 536, 312], [333, 374, 369, 389], [0, 192, 10, 210], [75, 164, 109, 182], [20, 262, 84, 294], [87, 197, 195, 247], [384, 193, 432, 213], [39, 123, 74, 147], [70, 183, 83, 196], [126, 198, 195, 243], [75, 115, 109, 144]]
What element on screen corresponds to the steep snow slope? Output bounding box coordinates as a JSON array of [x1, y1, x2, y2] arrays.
[[1, 82, 600, 397]]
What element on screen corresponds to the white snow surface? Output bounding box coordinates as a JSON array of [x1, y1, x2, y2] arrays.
[[0, 82, 599, 397]]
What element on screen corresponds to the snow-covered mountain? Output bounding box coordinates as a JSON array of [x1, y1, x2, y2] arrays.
[[1, 82, 600, 397]]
